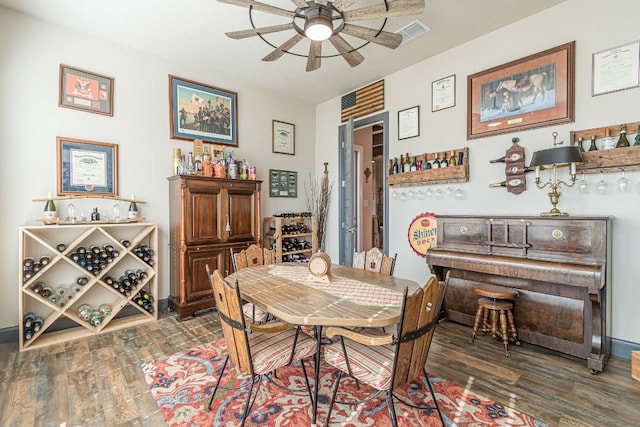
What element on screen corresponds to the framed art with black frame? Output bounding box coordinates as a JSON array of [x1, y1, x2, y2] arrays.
[[398, 106, 420, 140], [467, 41, 575, 139], [169, 75, 238, 147]]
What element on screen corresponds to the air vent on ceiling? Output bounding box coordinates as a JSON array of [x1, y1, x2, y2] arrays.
[[395, 20, 430, 45]]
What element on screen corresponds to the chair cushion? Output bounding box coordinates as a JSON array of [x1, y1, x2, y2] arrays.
[[324, 338, 395, 391], [242, 303, 270, 324], [249, 327, 316, 375]]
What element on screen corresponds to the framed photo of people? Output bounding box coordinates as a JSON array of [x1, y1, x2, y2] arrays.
[[169, 75, 238, 147], [467, 41, 575, 139], [59, 65, 114, 116], [56, 136, 118, 196]]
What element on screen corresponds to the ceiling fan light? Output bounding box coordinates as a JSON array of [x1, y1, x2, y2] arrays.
[[304, 5, 333, 41]]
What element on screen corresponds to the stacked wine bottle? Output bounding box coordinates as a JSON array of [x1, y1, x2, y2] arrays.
[[103, 269, 148, 297], [273, 211, 313, 218], [133, 244, 155, 267], [68, 243, 120, 275], [133, 290, 155, 314], [30, 275, 89, 308], [77, 303, 112, 327], [23, 312, 44, 340], [22, 254, 52, 282]]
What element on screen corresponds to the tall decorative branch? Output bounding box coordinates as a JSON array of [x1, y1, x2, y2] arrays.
[[305, 162, 334, 252]]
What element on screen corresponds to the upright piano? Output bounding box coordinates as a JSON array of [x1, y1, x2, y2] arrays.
[[426, 215, 611, 373]]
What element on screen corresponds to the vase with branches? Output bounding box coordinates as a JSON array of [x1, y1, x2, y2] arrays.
[[305, 162, 333, 252]]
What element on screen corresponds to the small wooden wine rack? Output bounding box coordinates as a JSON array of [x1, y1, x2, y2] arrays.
[[387, 147, 469, 187], [570, 120, 640, 174]]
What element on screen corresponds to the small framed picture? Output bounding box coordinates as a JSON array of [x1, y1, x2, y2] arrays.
[[398, 106, 420, 140], [269, 169, 297, 198], [432, 74, 456, 112], [59, 65, 114, 116], [57, 136, 118, 196], [592, 40, 640, 96], [272, 120, 295, 155]]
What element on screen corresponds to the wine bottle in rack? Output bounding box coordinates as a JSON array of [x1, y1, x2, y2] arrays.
[[440, 152, 449, 168], [634, 124, 640, 146], [449, 151, 457, 166], [56, 243, 67, 252], [404, 153, 411, 172], [588, 135, 598, 151], [431, 154, 440, 169]]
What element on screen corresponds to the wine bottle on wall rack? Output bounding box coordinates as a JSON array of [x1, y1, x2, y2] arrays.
[[440, 152, 449, 168], [615, 124, 630, 148], [588, 135, 598, 151]]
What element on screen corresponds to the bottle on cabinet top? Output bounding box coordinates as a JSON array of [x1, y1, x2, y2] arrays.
[[615, 124, 630, 148]]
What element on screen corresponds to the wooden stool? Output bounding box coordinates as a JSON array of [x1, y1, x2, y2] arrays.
[[469, 287, 520, 357]]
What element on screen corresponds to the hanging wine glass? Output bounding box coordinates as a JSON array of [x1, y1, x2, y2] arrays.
[[595, 171, 608, 195], [445, 187, 454, 198], [616, 168, 631, 193], [416, 189, 425, 200], [434, 188, 444, 200], [578, 171, 590, 194], [407, 189, 415, 199], [425, 188, 433, 198], [454, 188, 466, 200], [399, 191, 407, 202]]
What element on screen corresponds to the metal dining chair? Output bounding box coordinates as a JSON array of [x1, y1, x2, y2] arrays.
[[323, 273, 449, 426], [205, 265, 316, 426]]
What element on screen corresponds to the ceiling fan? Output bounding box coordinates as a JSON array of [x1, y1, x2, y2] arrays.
[[218, 0, 425, 71]]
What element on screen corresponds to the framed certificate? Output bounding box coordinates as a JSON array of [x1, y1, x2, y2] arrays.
[[592, 40, 640, 96], [398, 106, 420, 140], [432, 74, 456, 112], [272, 120, 295, 155], [56, 137, 118, 196]]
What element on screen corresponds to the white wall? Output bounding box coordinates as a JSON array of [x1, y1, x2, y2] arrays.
[[0, 8, 316, 329], [316, 0, 640, 344]]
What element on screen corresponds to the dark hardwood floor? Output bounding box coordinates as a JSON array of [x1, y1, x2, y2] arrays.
[[1, 311, 639, 426]]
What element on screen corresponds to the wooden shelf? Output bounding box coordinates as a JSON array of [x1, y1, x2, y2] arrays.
[[263, 216, 317, 263], [570, 121, 640, 174], [387, 148, 469, 187], [36, 217, 146, 225]]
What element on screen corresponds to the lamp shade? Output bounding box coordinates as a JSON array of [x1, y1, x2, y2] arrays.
[[529, 146, 583, 167]]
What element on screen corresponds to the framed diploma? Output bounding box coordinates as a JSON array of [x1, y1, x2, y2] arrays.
[[57, 137, 118, 196], [272, 120, 295, 155], [398, 106, 420, 140], [432, 74, 456, 112], [592, 40, 640, 96]]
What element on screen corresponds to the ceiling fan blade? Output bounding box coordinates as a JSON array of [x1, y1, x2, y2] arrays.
[[217, 0, 295, 18], [290, 0, 308, 7], [341, 23, 402, 49], [306, 41, 322, 72], [342, 0, 425, 21], [333, 0, 360, 11], [262, 33, 305, 61], [329, 34, 365, 68], [226, 23, 295, 39]]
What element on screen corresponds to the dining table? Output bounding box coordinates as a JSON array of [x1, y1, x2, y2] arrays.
[[224, 263, 422, 426]]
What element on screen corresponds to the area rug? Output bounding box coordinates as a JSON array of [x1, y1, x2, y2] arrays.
[[142, 340, 547, 426]]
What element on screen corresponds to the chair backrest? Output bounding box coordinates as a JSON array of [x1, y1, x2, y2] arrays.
[[232, 243, 271, 272], [352, 250, 366, 269], [206, 264, 254, 375], [392, 273, 448, 390], [353, 247, 396, 276]]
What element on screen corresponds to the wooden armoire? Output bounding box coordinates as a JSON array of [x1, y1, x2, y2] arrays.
[[168, 175, 261, 319]]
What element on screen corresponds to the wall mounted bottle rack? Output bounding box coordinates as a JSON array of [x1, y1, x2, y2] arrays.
[[387, 147, 469, 187], [570, 120, 640, 174]]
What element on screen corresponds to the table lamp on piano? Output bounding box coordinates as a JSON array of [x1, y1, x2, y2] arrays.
[[529, 131, 583, 216]]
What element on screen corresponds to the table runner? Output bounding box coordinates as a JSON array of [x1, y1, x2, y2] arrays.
[[268, 264, 403, 307]]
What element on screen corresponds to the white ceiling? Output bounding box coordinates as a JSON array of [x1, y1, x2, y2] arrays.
[[1, 0, 566, 105]]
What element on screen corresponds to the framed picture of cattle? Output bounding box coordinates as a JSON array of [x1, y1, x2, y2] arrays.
[[467, 41, 575, 139], [169, 75, 238, 147]]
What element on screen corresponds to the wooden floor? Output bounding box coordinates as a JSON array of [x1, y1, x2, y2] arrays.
[[1, 311, 639, 427]]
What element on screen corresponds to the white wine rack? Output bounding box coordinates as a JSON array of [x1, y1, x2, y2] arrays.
[[19, 222, 158, 351]]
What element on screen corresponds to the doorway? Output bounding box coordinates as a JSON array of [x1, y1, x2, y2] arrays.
[[338, 112, 389, 267]]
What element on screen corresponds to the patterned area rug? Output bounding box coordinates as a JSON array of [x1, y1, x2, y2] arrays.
[[142, 340, 547, 426]]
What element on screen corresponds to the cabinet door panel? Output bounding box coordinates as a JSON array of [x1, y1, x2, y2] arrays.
[[187, 185, 222, 245], [184, 246, 225, 304], [228, 188, 257, 242]]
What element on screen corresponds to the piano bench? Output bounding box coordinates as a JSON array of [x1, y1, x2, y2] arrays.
[[469, 287, 520, 357]]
